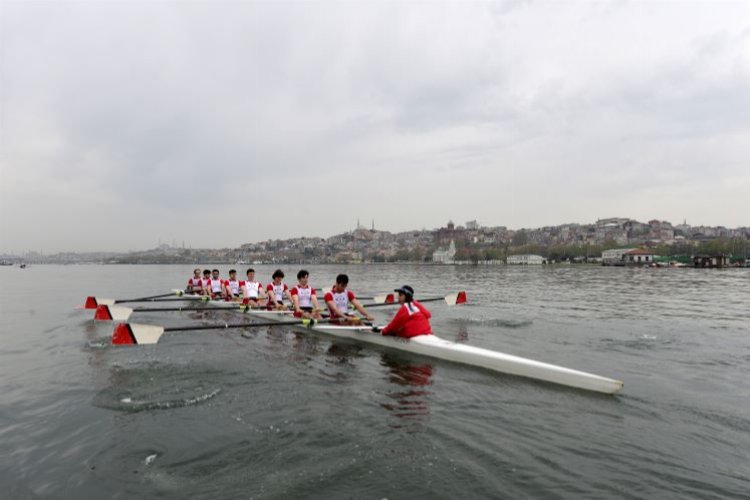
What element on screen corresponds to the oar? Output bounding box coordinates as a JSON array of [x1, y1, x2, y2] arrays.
[[84, 289, 193, 309], [112, 317, 349, 345], [130, 291, 189, 301], [364, 291, 467, 308], [114, 296, 215, 303], [352, 294, 393, 303], [371, 293, 395, 304], [94, 303, 252, 322]]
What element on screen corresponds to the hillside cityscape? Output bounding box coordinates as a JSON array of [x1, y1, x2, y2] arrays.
[[3, 217, 749, 266]]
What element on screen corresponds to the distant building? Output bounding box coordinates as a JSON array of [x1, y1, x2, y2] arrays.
[[466, 220, 479, 230], [507, 254, 546, 265], [602, 248, 632, 265], [692, 254, 728, 268], [602, 248, 655, 266], [432, 240, 456, 264]]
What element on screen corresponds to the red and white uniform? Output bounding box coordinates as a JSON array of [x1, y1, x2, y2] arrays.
[[187, 276, 203, 292], [208, 278, 223, 294], [224, 279, 241, 296], [380, 301, 432, 338], [290, 285, 316, 308], [241, 280, 263, 299], [202, 277, 211, 289], [267, 282, 288, 302], [324, 288, 356, 317]]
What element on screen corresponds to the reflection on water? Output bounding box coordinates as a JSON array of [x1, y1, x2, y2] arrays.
[[317, 342, 362, 383], [325, 342, 361, 364], [455, 325, 469, 343], [379, 353, 434, 429]]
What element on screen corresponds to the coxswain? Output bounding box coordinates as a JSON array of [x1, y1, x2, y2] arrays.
[[372, 285, 432, 338], [204, 269, 224, 299], [240, 268, 267, 307], [324, 274, 374, 324], [187, 268, 203, 294], [266, 269, 291, 309], [290, 269, 322, 319], [223, 269, 242, 301]]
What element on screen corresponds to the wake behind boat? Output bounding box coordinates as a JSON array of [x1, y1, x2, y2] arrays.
[[94, 288, 623, 395]]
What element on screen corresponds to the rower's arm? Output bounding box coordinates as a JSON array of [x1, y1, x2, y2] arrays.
[[351, 299, 374, 321], [266, 285, 278, 305], [291, 294, 301, 313], [325, 298, 347, 318]]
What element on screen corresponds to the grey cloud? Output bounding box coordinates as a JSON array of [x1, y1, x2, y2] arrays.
[[1, 1, 749, 252]]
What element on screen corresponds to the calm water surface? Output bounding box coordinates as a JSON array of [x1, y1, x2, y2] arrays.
[[1, 264, 748, 499]]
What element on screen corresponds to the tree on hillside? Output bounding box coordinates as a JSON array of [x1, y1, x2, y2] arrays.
[[512, 230, 528, 247]]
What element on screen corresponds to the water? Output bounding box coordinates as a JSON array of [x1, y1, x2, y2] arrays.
[[1, 264, 748, 498]]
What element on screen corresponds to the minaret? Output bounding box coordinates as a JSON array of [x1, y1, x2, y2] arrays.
[[371, 219, 374, 231]]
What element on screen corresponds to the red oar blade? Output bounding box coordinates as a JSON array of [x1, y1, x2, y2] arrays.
[[444, 291, 468, 306], [94, 305, 133, 322], [94, 304, 113, 321], [372, 293, 395, 304], [112, 323, 165, 345], [84, 296, 115, 309]]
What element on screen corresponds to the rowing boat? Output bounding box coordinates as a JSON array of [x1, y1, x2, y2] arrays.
[[242, 308, 622, 394], [106, 291, 623, 395]]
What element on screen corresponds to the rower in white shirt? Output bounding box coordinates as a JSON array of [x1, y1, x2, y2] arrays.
[[223, 269, 242, 301], [240, 268, 268, 308], [290, 269, 322, 319], [266, 269, 291, 310]]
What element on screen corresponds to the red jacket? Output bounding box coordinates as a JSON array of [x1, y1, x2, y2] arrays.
[[381, 301, 432, 338]]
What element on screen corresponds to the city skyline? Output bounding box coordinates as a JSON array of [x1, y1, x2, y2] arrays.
[[2, 215, 747, 257]]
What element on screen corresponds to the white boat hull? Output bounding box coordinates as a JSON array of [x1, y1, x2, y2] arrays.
[[242, 310, 623, 395]]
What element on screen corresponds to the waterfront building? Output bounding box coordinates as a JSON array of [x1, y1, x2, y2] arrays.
[[602, 248, 655, 266], [507, 254, 546, 265], [432, 240, 456, 264], [692, 254, 728, 268]]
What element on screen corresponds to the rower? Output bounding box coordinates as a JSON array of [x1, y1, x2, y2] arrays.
[[372, 285, 432, 338], [324, 274, 374, 324], [223, 269, 242, 301], [205, 269, 225, 299], [240, 268, 267, 308], [187, 268, 203, 294], [200, 269, 211, 295], [290, 269, 321, 319], [266, 269, 291, 309]]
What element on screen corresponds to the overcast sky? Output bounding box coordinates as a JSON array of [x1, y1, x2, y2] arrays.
[[1, 0, 748, 253]]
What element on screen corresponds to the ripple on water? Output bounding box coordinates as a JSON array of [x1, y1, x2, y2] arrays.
[[92, 362, 223, 413], [449, 316, 534, 329]]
